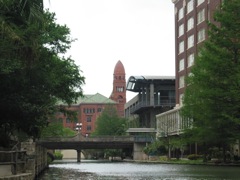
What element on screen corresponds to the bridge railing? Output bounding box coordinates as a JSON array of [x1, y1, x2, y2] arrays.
[[133, 135, 154, 143], [39, 134, 135, 142], [87, 136, 134, 141]]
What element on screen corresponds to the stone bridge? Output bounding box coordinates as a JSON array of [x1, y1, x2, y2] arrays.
[[37, 134, 150, 161], [37, 134, 135, 150]]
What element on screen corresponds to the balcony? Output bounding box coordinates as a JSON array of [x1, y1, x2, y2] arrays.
[[129, 96, 175, 114]]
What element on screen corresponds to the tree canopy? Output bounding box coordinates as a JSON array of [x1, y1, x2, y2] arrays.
[[0, 0, 85, 147], [92, 105, 127, 136], [181, 0, 240, 160], [41, 122, 76, 138]]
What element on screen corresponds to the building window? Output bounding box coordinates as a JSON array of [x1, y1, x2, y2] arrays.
[[66, 118, 71, 123], [187, 17, 194, 31], [187, 72, 194, 86], [179, 41, 184, 54], [178, 7, 184, 20], [179, 76, 185, 89], [187, 35, 194, 49], [86, 116, 92, 122], [179, 24, 184, 37], [74, 118, 78, 123], [187, 0, 194, 14], [116, 86, 124, 92], [198, 8, 205, 24], [198, 28, 205, 43], [197, 0, 204, 6], [87, 125, 91, 131], [188, 72, 193, 77], [179, 94, 184, 106], [97, 108, 102, 112], [179, 59, 185, 72], [188, 53, 195, 67], [84, 108, 95, 114]]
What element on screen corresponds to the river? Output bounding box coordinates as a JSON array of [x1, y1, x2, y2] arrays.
[[37, 160, 239, 180]]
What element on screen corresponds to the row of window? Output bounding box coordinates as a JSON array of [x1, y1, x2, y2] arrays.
[[83, 108, 102, 114], [179, 29, 205, 54], [65, 116, 93, 123], [179, 53, 194, 72], [65, 117, 92, 131], [65, 118, 77, 123], [114, 76, 125, 80], [178, 0, 205, 20], [179, 8, 205, 37], [179, 72, 193, 89], [116, 86, 124, 92]]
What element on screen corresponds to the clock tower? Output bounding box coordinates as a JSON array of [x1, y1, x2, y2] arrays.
[[110, 60, 126, 117]]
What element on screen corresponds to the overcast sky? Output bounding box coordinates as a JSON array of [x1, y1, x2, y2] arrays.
[[43, 0, 175, 101]]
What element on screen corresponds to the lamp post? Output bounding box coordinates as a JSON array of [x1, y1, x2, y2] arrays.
[[75, 122, 82, 163], [75, 122, 82, 134]]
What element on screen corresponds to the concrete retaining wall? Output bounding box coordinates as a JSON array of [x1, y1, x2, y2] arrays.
[[0, 141, 48, 180], [21, 141, 48, 179], [0, 173, 32, 180]]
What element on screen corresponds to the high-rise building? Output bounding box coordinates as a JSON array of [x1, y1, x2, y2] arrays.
[[156, 0, 223, 141], [172, 0, 221, 106]]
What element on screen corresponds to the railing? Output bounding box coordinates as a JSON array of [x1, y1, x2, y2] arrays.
[[134, 135, 154, 143], [82, 136, 135, 142], [129, 98, 175, 114], [39, 134, 135, 142], [0, 151, 27, 175]]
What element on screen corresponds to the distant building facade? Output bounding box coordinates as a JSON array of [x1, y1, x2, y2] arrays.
[[55, 60, 126, 136], [56, 93, 117, 136]]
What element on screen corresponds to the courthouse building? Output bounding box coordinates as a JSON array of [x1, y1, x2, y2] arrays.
[[55, 60, 126, 136]]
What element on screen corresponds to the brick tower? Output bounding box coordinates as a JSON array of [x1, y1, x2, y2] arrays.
[[110, 60, 126, 117]]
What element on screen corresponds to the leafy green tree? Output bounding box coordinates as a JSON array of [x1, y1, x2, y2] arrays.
[[143, 140, 167, 156], [0, 0, 85, 147], [41, 122, 76, 138], [91, 105, 127, 159], [92, 105, 127, 136], [181, 0, 240, 162]]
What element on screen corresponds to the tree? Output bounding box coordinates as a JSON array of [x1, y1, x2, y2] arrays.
[[181, 0, 240, 162], [41, 122, 76, 138], [92, 105, 127, 136], [0, 1, 85, 147], [91, 105, 127, 160]]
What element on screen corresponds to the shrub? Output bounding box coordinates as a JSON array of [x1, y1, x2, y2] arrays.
[[187, 154, 202, 160], [159, 156, 168, 161], [54, 151, 63, 160]]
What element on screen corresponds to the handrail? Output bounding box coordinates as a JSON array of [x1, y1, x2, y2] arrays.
[[38, 135, 135, 142], [0, 150, 27, 175], [129, 98, 175, 113]]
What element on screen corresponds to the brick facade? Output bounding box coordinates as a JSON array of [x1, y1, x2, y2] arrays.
[[172, 0, 222, 105], [55, 60, 126, 136]]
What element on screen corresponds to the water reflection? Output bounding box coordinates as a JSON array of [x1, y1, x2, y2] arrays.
[[37, 160, 240, 180]]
